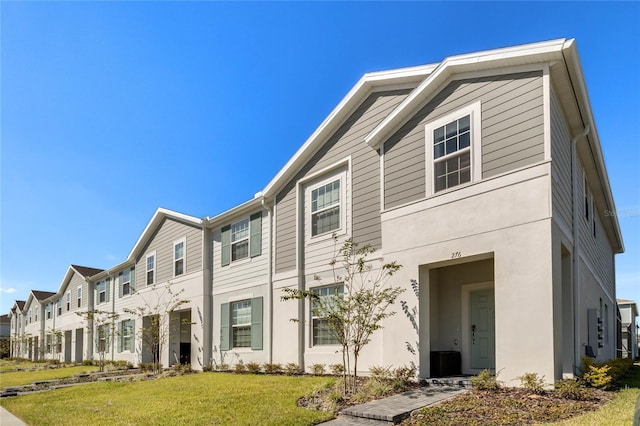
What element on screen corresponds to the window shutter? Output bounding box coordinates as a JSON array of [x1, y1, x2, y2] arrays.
[[117, 322, 122, 353], [221, 225, 231, 267], [131, 320, 135, 352], [106, 278, 111, 303], [130, 267, 136, 292], [118, 273, 123, 298], [220, 303, 230, 351], [251, 297, 263, 350], [250, 212, 262, 258], [105, 326, 110, 353]]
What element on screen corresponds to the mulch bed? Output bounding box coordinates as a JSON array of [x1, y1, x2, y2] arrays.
[[404, 388, 612, 425]]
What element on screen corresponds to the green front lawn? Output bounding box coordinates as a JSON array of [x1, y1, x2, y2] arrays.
[[0, 365, 100, 388], [0, 373, 335, 425]]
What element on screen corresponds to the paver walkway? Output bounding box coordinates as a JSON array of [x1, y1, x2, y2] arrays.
[[323, 385, 467, 425]]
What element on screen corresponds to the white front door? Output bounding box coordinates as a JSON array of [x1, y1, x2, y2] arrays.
[[470, 288, 495, 370]]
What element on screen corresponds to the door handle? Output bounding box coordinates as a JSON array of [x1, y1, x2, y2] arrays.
[[471, 324, 476, 344]]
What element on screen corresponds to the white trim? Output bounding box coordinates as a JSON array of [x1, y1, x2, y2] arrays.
[[145, 251, 157, 286], [380, 142, 385, 211], [460, 281, 494, 375], [173, 237, 186, 277], [542, 64, 551, 161], [425, 101, 482, 196]]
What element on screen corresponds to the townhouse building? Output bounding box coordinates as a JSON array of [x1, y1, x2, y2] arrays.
[[7, 39, 624, 384]]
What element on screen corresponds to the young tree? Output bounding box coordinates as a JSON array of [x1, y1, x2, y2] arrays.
[[282, 237, 403, 394], [45, 328, 64, 362], [123, 283, 189, 374], [76, 310, 119, 371]]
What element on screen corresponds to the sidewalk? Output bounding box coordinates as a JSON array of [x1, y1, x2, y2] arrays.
[[0, 405, 27, 426]]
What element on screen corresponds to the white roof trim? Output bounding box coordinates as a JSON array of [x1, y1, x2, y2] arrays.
[[262, 64, 434, 198], [365, 38, 568, 149], [127, 208, 202, 260]]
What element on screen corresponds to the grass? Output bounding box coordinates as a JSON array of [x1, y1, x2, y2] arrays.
[[0, 361, 40, 372], [0, 372, 335, 425], [547, 362, 640, 426], [0, 365, 100, 388]]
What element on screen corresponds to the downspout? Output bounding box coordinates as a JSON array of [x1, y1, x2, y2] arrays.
[[110, 273, 116, 361], [202, 221, 213, 369], [571, 124, 590, 374], [261, 198, 274, 364]]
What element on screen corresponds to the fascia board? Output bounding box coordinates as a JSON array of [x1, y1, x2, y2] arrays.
[[126, 208, 202, 261], [89, 259, 134, 282], [365, 39, 568, 149], [262, 66, 433, 199], [563, 40, 624, 253], [204, 197, 263, 228]]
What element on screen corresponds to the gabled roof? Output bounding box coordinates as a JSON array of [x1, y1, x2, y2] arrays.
[[31, 290, 56, 301], [15, 301, 25, 311], [127, 208, 202, 260], [261, 63, 436, 199], [71, 265, 103, 278]]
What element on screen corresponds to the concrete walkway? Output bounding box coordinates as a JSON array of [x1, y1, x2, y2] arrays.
[[0, 406, 27, 426], [323, 386, 467, 425]]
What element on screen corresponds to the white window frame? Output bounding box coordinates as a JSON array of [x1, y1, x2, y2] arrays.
[[98, 281, 107, 304], [231, 299, 252, 348], [56, 299, 62, 316], [97, 325, 108, 353], [173, 238, 186, 277], [425, 101, 482, 196], [121, 319, 134, 352], [311, 284, 344, 346], [307, 171, 347, 240], [146, 252, 156, 286], [230, 219, 250, 262], [77, 286, 82, 308], [46, 304, 52, 320], [121, 269, 131, 296], [66, 292, 71, 311]]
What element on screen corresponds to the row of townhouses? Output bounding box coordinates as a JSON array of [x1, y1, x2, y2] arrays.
[[7, 39, 624, 385]]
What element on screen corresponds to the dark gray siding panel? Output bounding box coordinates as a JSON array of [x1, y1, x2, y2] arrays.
[[384, 71, 544, 208], [550, 88, 573, 233], [275, 89, 410, 273]]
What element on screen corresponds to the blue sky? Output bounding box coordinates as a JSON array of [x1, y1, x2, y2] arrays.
[[1, 1, 639, 315]]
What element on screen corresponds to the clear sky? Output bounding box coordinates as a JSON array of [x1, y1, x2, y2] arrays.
[[1, 1, 639, 315]]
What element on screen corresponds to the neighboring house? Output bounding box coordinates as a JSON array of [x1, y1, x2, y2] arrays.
[[6, 39, 624, 384], [0, 314, 9, 358], [7, 301, 25, 358], [618, 299, 638, 359]]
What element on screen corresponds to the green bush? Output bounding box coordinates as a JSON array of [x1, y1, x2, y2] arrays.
[[310, 363, 325, 375], [262, 363, 282, 374], [471, 369, 501, 391], [245, 362, 261, 374], [217, 362, 229, 371], [554, 378, 588, 400], [82, 360, 95, 366], [330, 363, 344, 376], [284, 362, 302, 375], [583, 364, 612, 389], [517, 372, 546, 393], [202, 364, 214, 372], [369, 365, 392, 381], [234, 363, 246, 373]]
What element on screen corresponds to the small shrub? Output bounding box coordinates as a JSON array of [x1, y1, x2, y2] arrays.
[[202, 364, 214, 372], [245, 362, 261, 374], [471, 369, 501, 391], [330, 363, 344, 376], [234, 363, 246, 373], [605, 357, 633, 383], [555, 378, 588, 400], [82, 360, 94, 366], [517, 372, 546, 393], [582, 364, 612, 389], [262, 363, 282, 374], [284, 362, 302, 375], [393, 365, 416, 384], [173, 363, 192, 375], [217, 362, 229, 371], [365, 378, 393, 397], [369, 365, 392, 381], [310, 363, 326, 375]]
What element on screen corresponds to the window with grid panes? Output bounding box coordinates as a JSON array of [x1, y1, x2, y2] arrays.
[[433, 115, 471, 192], [311, 179, 341, 236], [231, 300, 252, 348], [312, 284, 344, 345]]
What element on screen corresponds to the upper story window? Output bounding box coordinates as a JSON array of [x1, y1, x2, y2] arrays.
[[426, 102, 481, 195], [56, 299, 62, 316], [66, 292, 71, 311], [120, 268, 132, 297], [46, 304, 52, 320], [146, 253, 156, 285], [312, 284, 344, 346], [97, 279, 110, 304], [220, 212, 262, 266], [174, 239, 185, 276], [77, 286, 82, 308], [34, 307, 37, 322], [311, 180, 341, 237]]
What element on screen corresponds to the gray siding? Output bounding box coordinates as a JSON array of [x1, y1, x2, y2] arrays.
[[135, 218, 203, 286], [212, 209, 269, 293], [384, 71, 544, 208], [550, 88, 573, 234], [577, 167, 615, 297], [275, 89, 411, 273]]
